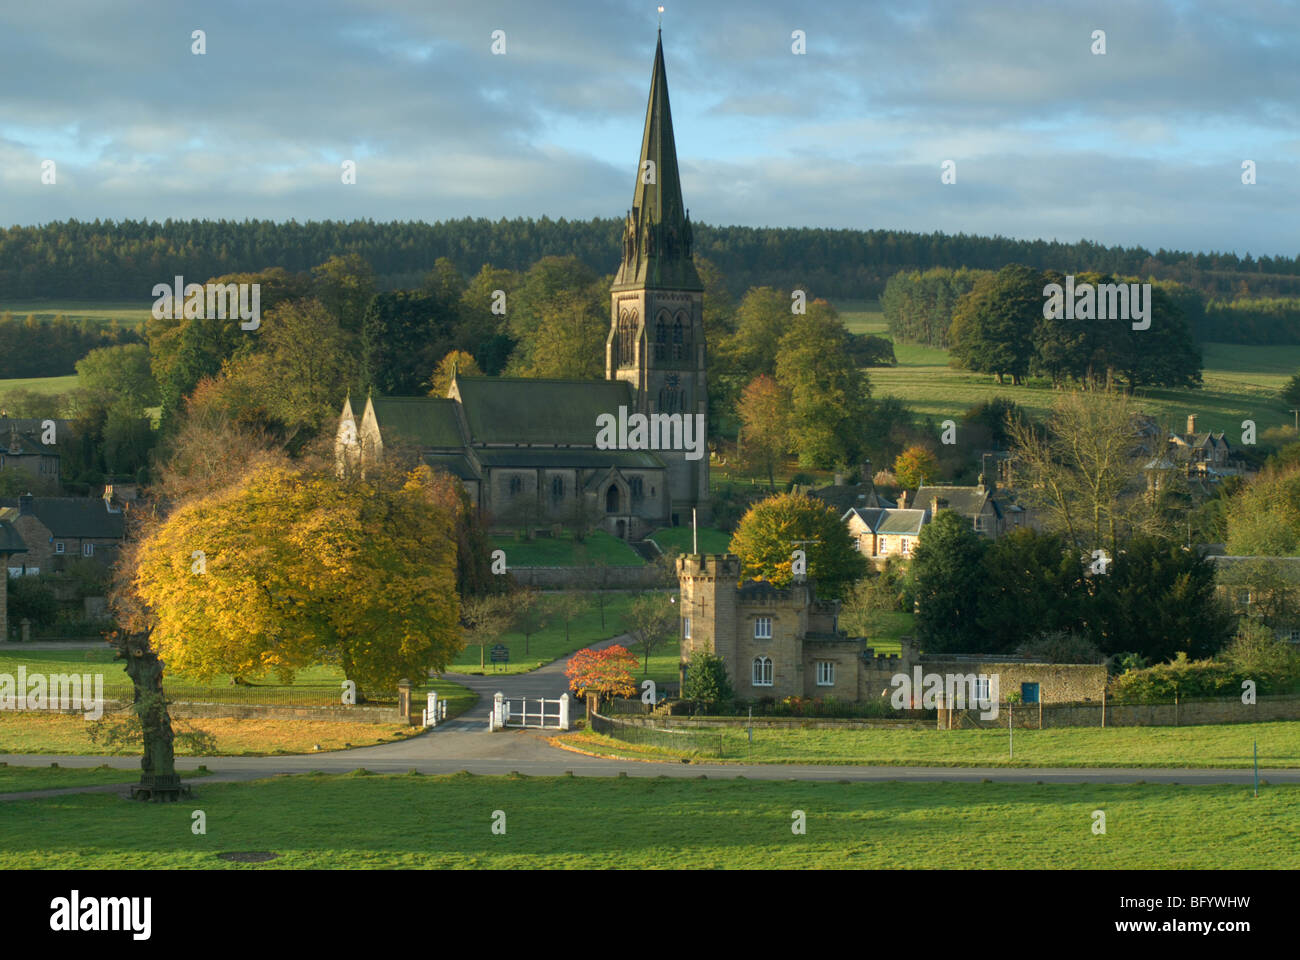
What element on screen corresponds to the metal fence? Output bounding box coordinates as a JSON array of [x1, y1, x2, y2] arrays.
[[591, 711, 728, 757]]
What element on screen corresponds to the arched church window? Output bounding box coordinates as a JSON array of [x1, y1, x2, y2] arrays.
[[630, 476, 643, 501], [551, 476, 564, 501], [618, 310, 637, 367], [605, 484, 620, 514], [654, 314, 668, 361], [508, 476, 523, 496], [671, 314, 687, 360]]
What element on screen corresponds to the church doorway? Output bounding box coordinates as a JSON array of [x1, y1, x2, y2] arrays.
[[606, 485, 620, 513]]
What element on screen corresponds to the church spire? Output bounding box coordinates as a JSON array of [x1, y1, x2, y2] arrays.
[[613, 30, 701, 292]]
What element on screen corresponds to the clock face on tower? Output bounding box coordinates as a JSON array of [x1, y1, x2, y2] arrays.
[[665, 373, 680, 389]]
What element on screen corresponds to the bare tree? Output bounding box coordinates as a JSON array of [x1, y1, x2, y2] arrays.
[[1006, 388, 1166, 555], [461, 593, 514, 670], [510, 587, 550, 656], [624, 592, 677, 675]]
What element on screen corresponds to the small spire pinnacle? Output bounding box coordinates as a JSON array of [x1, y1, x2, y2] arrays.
[[658, 5, 663, 30]]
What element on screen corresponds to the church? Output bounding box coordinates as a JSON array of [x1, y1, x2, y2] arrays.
[[334, 30, 709, 539]]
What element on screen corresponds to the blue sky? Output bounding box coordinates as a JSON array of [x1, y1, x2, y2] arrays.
[[0, 0, 1295, 257]]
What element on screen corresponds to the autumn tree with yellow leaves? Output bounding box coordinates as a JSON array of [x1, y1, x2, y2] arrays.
[[133, 459, 463, 697]]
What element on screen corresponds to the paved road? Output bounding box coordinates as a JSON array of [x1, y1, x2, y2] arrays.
[[4, 634, 1298, 797]]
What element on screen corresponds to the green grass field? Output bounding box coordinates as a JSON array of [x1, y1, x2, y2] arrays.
[[564, 719, 1300, 767], [648, 525, 732, 555], [0, 301, 152, 329], [451, 590, 645, 675], [489, 530, 643, 566], [833, 297, 1300, 434], [0, 770, 1292, 868], [0, 374, 79, 396]]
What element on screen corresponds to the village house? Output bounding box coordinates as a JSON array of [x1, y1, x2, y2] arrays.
[[0, 488, 127, 576], [676, 553, 1106, 705], [0, 418, 69, 492]]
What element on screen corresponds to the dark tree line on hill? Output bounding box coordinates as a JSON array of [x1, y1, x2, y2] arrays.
[[0, 313, 143, 378], [884, 265, 1202, 388], [3, 217, 1299, 303]]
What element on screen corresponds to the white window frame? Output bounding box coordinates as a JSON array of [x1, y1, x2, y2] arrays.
[[754, 617, 772, 640], [900, 537, 910, 556], [82, 543, 94, 557], [682, 616, 691, 639], [55, 542, 65, 554], [974, 677, 991, 701], [816, 661, 835, 686], [752, 656, 773, 687]]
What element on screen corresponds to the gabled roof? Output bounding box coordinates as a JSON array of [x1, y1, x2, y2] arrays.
[[811, 482, 893, 514], [453, 376, 635, 445], [0, 498, 126, 539], [875, 509, 928, 536], [370, 397, 465, 449], [0, 511, 26, 554], [916, 484, 996, 519]]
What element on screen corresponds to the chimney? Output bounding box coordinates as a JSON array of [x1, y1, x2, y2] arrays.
[[898, 490, 908, 509], [833, 472, 845, 487], [861, 460, 872, 485], [18, 493, 33, 516], [931, 496, 941, 515], [1187, 414, 1198, 435], [980, 453, 996, 494]]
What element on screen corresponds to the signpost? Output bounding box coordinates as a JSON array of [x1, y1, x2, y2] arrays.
[[490, 644, 509, 671]]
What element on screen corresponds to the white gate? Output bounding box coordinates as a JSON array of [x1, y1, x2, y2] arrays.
[[489, 692, 570, 731]]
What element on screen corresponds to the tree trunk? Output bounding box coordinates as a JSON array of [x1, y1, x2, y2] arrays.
[[116, 631, 190, 802]]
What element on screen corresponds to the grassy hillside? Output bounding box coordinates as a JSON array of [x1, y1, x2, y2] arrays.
[[0, 374, 79, 396], [0, 301, 152, 329], [835, 299, 1299, 433]]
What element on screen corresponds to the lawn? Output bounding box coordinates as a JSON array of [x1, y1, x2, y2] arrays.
[[560, 719, 1300, 768], [0, 762, 166, 793], [648, 525, 732, 555], [0, 648, 477, 754], [0, 648, 473, 709], [0, 771, 1293, 869], [489, 530, 643, 566], [451, 591, 650, 675], [0, 712, 423, 756]]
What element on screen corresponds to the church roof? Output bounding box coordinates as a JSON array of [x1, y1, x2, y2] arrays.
[[611, 31, 702, 293], [0, 511, 26, 554], [370, 397, 465, 449], [422, 453, 481, 480], [454, 376, 634, 445], [475, 447, 663, 470]]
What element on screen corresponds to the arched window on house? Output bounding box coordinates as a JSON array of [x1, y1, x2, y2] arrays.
[[752, 657, 773, 687]]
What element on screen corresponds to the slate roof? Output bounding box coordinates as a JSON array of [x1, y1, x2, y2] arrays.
[[842, 507, 927, 537], [475, 447, 664, 470], [0, 511, 27, 553], [371, 397, 465, 449], [810, 482, 894, 514], [915, 484, 1001, 519], [454, 376, 635, 446], [421, 453, 481, 480], [1, 418, 69, 455], [0, 498, 126, 539]]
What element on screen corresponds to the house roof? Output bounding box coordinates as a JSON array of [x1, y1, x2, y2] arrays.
[[0, 513, 26, 554], [811, 482, 894, 513], [915, 484, 998, 519], [0, 497, 126, 539], [875, 509, 928, 536], [371, 397, 466, 449], [454, 376, 636, 445], [474, 447, 664, 470], [1, 418, 69, 455]]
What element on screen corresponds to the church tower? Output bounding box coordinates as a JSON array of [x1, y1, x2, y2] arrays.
[[607, 29, 710, 522]]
